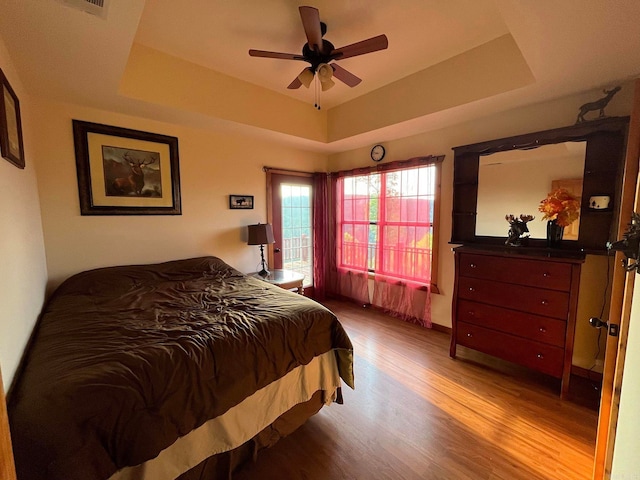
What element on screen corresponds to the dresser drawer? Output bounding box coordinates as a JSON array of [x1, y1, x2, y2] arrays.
[[458, 253, 573, 292], [456, 322, 564, 378], [458, 276, 570, 319], [457, 299, 566, 347]]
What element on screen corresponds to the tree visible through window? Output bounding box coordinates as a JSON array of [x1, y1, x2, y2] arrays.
[[338, 164, 438, 285]]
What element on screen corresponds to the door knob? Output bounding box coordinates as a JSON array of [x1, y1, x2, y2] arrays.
[[274, 248, 281, 253]]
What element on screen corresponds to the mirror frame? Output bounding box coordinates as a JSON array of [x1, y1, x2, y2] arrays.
[[451, 116, 630, 254]]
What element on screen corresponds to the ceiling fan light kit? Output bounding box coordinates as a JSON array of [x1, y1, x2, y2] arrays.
[[317, 63, 335, 91], [249, 5, 388, 108], [298, 68, 314, 88]]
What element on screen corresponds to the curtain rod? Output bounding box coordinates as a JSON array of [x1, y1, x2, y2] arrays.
[[263, 166, 328, 176], [330, 154, 445, 177]]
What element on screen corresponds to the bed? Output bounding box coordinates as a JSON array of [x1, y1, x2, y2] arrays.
[[8, 256, 354, 480]]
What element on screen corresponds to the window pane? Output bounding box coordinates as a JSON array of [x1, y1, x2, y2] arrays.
[[281, 183, 312, 286], [336, 163, 437, 284]]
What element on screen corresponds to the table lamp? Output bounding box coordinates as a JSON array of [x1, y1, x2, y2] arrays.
[[247, 223, 275, 277]]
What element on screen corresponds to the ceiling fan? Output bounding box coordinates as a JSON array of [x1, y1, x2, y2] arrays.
[[249, 6, 388, 94]]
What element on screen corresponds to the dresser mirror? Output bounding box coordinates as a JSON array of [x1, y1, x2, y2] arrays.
[[476, 141, 586, 240], [451, 116, 630, 253]]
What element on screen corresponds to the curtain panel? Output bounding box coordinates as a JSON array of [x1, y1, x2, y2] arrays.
[[312, 173, 328, 301]]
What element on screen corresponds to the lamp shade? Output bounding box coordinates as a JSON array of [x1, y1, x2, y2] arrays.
[[297, 67, 314, 88], [317, 63, 335, 91], [247, 223, 275, 245]]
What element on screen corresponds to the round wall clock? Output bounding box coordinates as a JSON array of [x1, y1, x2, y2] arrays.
[[370, 144, 385, 162]]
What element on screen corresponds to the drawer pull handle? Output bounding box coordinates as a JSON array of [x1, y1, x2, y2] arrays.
[[537, 353, 544, 359], [543, 272, 550, 278], [541, 300, 549, 306], [468, 287, 475, 292], [467, 333, 473, 338], [469, 263, 477, 269], [468, 311, 475, 316], [539, 327, 547, 333]]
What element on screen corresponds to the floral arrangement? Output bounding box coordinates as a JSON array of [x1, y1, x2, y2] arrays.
[[538, 188, 580, 227]]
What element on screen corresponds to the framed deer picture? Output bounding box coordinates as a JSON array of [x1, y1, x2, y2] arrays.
[[72, 120, 181, 215], [0, 68, 25, 169]]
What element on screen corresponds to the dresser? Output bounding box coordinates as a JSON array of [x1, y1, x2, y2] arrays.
[[450, 246, 584, 398]]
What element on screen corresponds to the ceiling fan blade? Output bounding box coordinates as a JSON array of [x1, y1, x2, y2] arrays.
[[331, 63, 362, 87], [299, 6, 323, 53], [249, 49, 305, 61], [330, 34, 389, 61], [287, 77, 303, 89]]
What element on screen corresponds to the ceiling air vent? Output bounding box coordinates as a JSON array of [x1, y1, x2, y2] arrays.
[[54, 0, 110, 20]]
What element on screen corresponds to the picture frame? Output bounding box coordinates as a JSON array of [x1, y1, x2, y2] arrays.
[[229, 195, 254, 210], [0, 68, 25, 169], [73, 120, 181, 215]]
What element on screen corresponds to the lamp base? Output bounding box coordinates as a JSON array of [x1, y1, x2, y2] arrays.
[[258, 244, 270, 277]]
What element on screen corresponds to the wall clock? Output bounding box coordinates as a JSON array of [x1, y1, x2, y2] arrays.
[[370, 144, 385, 162]]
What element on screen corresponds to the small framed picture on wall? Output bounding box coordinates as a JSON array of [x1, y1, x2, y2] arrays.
[[229, 195, 254, 209]]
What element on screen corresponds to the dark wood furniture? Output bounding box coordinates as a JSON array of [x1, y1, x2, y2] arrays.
[[449, 117, 630, 398], [451, 116, 629, 254], [253, 269, 305, 294], [451, 246, 584, 398]]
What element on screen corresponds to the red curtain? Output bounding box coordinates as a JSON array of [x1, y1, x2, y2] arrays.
[[312, 173, 328, 301], [371, 279, 431, 327]]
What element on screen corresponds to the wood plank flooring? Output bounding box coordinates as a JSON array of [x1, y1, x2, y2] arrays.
[[234, 300, 599, 480]]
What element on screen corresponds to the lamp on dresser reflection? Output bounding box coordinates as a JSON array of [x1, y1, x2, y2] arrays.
[[247, 223, 275, 277]]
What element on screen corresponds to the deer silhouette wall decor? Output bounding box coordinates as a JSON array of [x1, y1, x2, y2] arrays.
[[575, 86, 621, 123]]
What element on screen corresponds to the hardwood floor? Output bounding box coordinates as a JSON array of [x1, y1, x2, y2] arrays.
[[234, 300, 599, 480]]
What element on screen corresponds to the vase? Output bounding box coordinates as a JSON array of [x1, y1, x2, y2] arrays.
[[546, 220, 564, 248]]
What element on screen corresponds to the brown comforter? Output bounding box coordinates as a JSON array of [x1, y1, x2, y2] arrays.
[[8, 256, 354, 480]]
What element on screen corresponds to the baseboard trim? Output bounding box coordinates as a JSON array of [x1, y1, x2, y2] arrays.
[[431, 323, 452, 334], [571, 365, 603, 382]]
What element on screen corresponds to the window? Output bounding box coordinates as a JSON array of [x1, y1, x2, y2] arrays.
[[337, 161, 441, 288], [280, 183, 313, 285]]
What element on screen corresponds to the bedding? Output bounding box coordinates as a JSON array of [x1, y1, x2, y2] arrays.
[[8, 256, 354, 480]]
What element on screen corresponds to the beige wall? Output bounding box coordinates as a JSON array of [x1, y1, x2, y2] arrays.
[[328, 82, 633, 369], [0, 42, 48, 389], [327, 34, 535, 142], [120, 44, 328, 143], [32, 99, 328, 293], [611, 276, 640, 476]]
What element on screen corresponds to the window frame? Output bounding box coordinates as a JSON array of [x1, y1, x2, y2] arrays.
[[335, 157, 442, 293]]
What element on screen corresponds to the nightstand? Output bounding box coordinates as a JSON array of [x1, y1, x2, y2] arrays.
[[253, 269, 305, 295]]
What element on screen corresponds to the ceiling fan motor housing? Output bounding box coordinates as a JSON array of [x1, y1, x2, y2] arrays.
[[302, 40, 336, 71]]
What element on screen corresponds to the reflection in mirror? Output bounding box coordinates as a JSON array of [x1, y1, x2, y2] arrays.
[[476, 141, 586, 240]]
